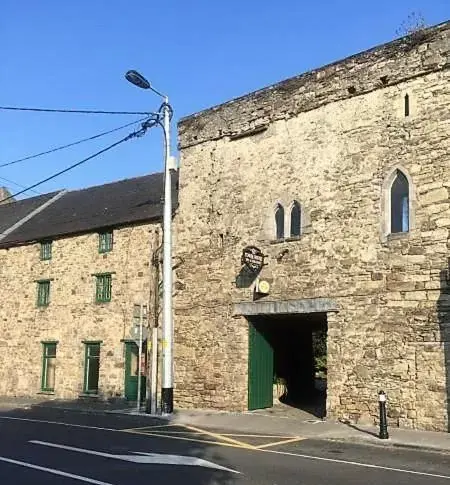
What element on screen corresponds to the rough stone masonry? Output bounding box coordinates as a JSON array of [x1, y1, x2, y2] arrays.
[[174, 22, 450, 431]]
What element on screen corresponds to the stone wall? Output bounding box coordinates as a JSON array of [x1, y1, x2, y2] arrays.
[[179, 22, 449, 150], [174, 22, 450, 430], [0, 187, 14, 204], [0, 223, 160, 401]]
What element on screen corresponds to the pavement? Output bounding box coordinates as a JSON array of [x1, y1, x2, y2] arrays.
[[0, 406, 449, 484], [0, 396, 449, 454]]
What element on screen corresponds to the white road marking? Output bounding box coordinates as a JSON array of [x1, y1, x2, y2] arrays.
[[0, 415, 117, 432], [1, 415, 448, 479], [30, 440, 240, 474], [0, 456, 115, 485], [265, 448, 450, 480]]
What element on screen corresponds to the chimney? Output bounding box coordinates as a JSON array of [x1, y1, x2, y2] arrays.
[[0, 187, 14, 205]]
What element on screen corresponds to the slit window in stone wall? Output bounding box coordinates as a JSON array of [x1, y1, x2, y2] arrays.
[[404, 94, 410, 117], [290, 201, 301, 237], [275, 204, 285, 239], [390, 170, 409, 233]]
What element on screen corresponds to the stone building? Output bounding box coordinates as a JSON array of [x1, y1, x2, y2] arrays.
[[0, 187, 14, 204], [0, 173, 176, 402], [174, 22, 450, 431]]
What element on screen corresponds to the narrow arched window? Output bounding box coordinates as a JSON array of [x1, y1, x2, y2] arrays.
[[391, 170, 409, 233], [290, 201, 301, 237], [275, 204, 284, 239]]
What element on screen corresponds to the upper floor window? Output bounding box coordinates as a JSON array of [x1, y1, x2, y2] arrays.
[[40, 241, 52, 261], [290, 201, 301, 237], [99, 230, 113, 253], [275, 204, 284, 240], [37, 280, 51, 307], [390, 170, 409, 233], [95, 273, 112, 303]]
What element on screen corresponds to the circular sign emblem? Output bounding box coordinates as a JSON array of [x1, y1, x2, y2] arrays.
[[241, 246, 265, 273], [257, 280, 270, 294]]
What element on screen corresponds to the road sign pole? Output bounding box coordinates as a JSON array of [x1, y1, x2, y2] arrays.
[[137, 304, 143, 412], [150, 326, 158, 414]]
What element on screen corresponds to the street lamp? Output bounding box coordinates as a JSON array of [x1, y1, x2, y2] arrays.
[[125, 69, 174, 414]]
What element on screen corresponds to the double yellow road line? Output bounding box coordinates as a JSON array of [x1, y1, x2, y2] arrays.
[[123, 423, 305, 451]]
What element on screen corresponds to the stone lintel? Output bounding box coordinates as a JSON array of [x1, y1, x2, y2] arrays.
[[233, 298, 338, 316]]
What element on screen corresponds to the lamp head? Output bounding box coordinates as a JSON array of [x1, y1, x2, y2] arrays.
[[125, 70, 151, 90]]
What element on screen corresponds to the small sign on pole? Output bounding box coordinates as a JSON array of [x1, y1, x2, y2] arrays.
[[130, 325, 149, 341]]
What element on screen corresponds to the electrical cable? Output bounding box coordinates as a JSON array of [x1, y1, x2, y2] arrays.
[[0, 175, 41, 195], [0, 120, 154, 203], [0, 118, 147, 169], [0, 106, 153, 116]]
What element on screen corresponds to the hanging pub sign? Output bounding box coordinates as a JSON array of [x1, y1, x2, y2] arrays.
[[241, 245, 265, 273]]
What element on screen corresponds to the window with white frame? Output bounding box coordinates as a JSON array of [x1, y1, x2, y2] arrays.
[[390, 170, 409, 234], [41, 342, 57, 392], [83, 342, 101, 394]]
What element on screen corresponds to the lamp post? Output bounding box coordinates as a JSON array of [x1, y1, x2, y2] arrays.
[[125, 70, 174, 414]]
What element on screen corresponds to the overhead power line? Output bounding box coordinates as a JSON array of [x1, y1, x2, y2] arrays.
[[0, 175, 41, 196], [0, 119, 155, 204], [0, 118, 147, 169], [0, 106, 153, 116]]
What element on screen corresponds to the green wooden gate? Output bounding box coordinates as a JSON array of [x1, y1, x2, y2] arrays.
[[248, 321, 274, 410]]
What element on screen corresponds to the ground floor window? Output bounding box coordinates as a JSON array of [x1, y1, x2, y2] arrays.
[[83, 342, 101, 394], [41, 342, 57, 392]]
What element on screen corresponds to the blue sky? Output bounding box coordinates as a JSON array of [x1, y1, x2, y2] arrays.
[[0, 1, 448, 198]]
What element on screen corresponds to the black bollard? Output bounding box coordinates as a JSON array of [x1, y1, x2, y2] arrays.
[[378, 390, 389, 439]]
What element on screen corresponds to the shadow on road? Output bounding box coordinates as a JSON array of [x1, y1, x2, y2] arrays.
[[0, 401, 238, 485]]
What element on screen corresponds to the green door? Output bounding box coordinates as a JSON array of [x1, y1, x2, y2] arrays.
[[124, 342, 146, 401], [248, 321, 274, 410]]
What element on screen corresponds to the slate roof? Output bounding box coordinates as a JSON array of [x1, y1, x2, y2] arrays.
[[0, 192, 59, 235], [0, 172, 177, 248]]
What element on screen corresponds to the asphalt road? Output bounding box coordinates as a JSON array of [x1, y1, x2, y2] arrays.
[[0, 407, 449, 484]]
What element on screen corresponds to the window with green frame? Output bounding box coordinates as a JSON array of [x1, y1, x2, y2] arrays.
[[40, 241, 52, 260], [95, 274, 112, 303], [98, 230, 113, 253], [37, 280, 51, 307], [41, 342, 57, 391], [83, 342, 101, 394]]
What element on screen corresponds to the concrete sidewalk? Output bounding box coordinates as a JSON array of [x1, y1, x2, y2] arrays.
[[1, 397, 449, 454], [160, 408, 450, 454]]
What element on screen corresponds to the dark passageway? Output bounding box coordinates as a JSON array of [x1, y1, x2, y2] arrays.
[[250, 313, 328, 418]]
